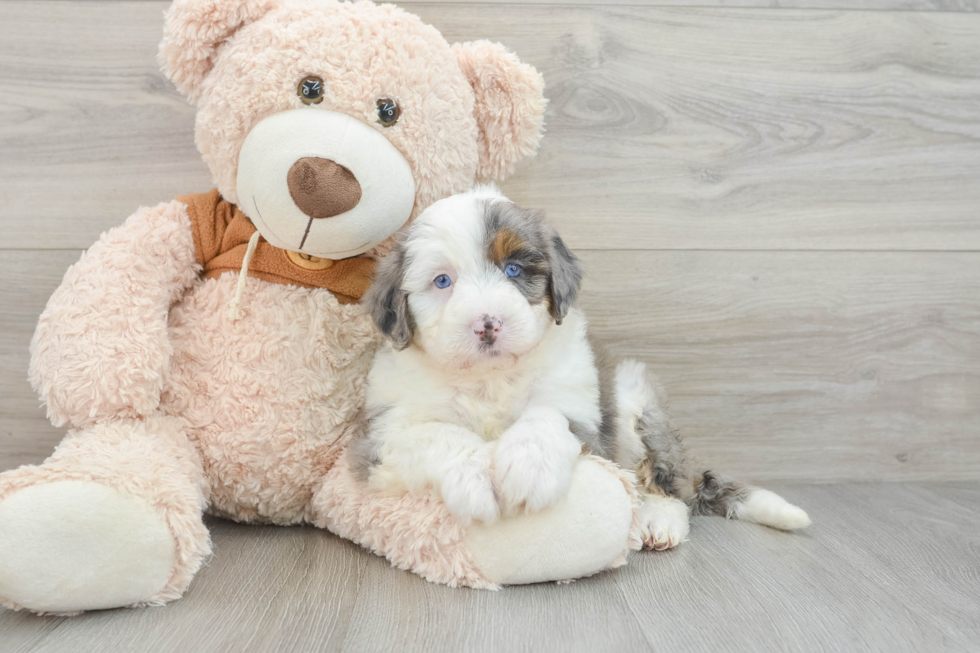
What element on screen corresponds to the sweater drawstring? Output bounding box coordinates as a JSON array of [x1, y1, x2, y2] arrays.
[[228, 230, 262, 321]]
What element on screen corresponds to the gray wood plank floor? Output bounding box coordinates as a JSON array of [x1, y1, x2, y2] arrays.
[[3, 2, 980, 251], [1, 483, 977, 652], [5, 250, 978, 482], [1, 0, 978, 649], [18, 0, 980, 12], [1, 1, 979, 483], [396, 0, 980, 10]]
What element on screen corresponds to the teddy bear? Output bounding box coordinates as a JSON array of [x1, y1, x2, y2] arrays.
[[0, 0, 641, 614]]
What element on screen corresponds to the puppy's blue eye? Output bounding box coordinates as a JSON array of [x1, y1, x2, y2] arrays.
[[434, 274, 452, 289], [505, 264, 522, 278]]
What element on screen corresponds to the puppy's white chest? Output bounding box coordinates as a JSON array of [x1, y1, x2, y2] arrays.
[[452, 377, 530, 441]]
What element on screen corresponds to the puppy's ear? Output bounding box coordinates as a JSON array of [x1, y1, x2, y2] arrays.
[[545, 229, 583, 325], [365, 246, 414, 350]]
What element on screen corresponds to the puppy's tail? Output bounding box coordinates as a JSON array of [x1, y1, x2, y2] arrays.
[[613, 356, 811, 531], [691, 470, 811, 531]]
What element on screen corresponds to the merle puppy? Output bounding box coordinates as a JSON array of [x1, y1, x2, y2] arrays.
[[355, 186, 810, 550]]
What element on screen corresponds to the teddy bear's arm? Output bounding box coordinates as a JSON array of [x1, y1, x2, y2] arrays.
[[29, 200, 201, 430]]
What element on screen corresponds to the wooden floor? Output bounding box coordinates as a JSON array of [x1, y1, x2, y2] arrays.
[[2, 0, 979, 482], [1, 0, 979, 650], [0, 483, 977, 653]]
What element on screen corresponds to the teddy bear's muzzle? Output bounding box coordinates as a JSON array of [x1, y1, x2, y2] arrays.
[[287, 157, 362, 220], [236, 108, 416, 260]]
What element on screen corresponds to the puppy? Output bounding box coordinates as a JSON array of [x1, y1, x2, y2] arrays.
[[356, 186, 810, 550]]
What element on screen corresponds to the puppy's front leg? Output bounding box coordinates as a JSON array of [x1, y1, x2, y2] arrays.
[[372, 423, 499, 525], [494, 406, 582, 515]]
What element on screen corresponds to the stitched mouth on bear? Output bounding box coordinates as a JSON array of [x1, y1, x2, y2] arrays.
[[298, 216, 370, 253]]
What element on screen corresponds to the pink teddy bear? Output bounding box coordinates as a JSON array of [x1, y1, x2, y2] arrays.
[[0, 0, 640, 614]]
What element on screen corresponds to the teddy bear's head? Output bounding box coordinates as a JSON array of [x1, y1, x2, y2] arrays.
[[159, 0, 546, 260]]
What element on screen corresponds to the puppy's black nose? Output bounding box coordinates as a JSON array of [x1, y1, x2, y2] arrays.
[[473, 315, 502, 346]]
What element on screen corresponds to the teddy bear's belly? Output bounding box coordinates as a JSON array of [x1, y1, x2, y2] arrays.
[[160, 274, 380, 525]]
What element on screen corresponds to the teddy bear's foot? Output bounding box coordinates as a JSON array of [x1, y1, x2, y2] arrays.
[[314, 453, 643, 588], [464, 457, 640, 584], [0, 480, 176, 613], [0, 417, 211, 614]]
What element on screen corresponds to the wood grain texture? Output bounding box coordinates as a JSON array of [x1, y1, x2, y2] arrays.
[[397, 0, 980, 10], [0, 251, 77, 470], [2, 249, 977, 481], [576, 249, 980, 482], [1, 0, 977, 648], [23, 0, 980, 12], [1, 483, 977, 652], [2, 2, 980, 251]]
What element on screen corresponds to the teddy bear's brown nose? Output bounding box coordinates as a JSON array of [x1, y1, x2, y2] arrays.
[[287, 157, 362, 219]]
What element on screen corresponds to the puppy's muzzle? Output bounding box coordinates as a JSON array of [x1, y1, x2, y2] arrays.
[[287, 157, 362, 219], [473, 315, 503, 346]]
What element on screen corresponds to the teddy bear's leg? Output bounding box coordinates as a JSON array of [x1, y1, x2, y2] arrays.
[[311, 452, 641, 588], [0, 415, 209, 614]]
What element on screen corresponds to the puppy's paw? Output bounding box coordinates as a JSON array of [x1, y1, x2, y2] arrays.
[[639, 494, 690, 551], [441, 452, 499, 525], [494, 430, 572, 515]]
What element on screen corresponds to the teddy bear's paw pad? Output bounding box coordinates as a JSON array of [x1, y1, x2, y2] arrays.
[[0, 480, 176, 612], [639, 494, 690, 552]]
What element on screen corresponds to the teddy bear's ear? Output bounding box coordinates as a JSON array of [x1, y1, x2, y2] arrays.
[[453, 40, 547, 183], [159, 0, 280, 101]]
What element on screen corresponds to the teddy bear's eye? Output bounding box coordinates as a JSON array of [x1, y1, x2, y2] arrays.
[[376, 98, 400, 127], [298, 76, 324, 105]]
